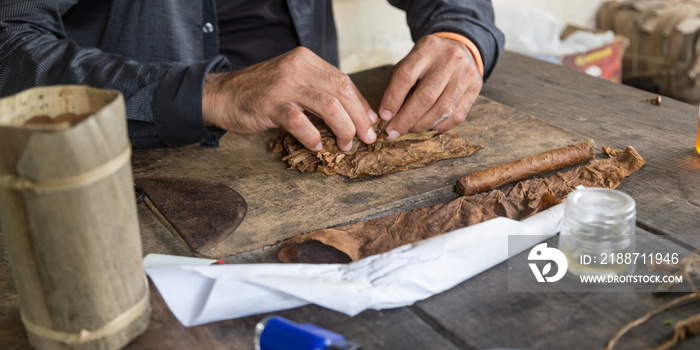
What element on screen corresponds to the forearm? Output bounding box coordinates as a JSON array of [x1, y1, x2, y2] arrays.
[[0, 0, 230, 147]]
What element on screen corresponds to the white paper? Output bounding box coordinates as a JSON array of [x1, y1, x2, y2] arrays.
[[145, 203, 565, 327], [494, 5, 615, 58], [143, 253, 217, 268]]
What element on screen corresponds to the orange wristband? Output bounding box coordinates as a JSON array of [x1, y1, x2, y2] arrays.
[[432, 32, 484, 76]]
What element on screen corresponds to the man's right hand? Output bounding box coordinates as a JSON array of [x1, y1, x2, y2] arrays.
[[202, 47, 378, 152]]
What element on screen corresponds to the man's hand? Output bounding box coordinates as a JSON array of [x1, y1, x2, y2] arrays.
[[379, 35, 483, 140], [202, 47, 378, 152]]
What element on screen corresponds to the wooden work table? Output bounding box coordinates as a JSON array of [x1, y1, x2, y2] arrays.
[[2, 51, 700, 349]]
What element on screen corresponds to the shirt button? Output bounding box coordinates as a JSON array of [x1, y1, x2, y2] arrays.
[[202, 22, 214, 33]]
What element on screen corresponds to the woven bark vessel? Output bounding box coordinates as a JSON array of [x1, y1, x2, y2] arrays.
[[0, 86, 149, 349]]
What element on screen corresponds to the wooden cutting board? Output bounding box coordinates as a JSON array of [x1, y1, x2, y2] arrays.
[[132, 66, 591, 258]]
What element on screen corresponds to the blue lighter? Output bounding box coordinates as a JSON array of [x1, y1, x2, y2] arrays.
[[254, 316, 362, 350]]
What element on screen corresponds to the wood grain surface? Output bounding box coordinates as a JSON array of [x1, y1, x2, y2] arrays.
[[481, 53, 700, 237], [133, 66, 590, 257], [412, 229, 700, 350]]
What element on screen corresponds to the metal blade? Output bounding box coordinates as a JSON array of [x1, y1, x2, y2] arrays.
[[135, 177, 247, 254]]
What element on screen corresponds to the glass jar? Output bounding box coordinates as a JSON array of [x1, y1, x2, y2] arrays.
[[558, 188, 636, 277]]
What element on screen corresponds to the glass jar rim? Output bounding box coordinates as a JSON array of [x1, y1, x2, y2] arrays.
[[566, 188, 635, 217]]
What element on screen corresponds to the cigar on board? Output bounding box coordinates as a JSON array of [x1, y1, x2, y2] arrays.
[[455, 141, 595, 196]]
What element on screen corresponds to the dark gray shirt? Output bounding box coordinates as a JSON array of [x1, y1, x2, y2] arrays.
[[216, 0, 300, 70], [0, 0, 504, 148]]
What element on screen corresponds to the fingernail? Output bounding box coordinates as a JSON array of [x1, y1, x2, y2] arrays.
[[380, 109, 393, 121], [366, 128, 377, 143], [340, 140, 353, 152], [369, 109, 378, 123], [387, 130, 400, 140], [312, 142, 322, 152]]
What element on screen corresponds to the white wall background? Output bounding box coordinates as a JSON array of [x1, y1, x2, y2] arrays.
[[333, 0, 413, 73], [333, 0, 611, 73], [493, 0, 609, 28]]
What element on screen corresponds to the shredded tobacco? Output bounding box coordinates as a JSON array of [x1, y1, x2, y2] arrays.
[[644, 95, 662, 106], [270, 121, 482, 179]]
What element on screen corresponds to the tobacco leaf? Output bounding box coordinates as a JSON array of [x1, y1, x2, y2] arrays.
[[278, 146, 646, 264], [270, 121, 482, 179]]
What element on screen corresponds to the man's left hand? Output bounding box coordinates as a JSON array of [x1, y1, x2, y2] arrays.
[[379, 35, 483, 140]]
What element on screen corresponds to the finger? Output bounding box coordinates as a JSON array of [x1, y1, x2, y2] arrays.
[[308, 60, 377, 144], [352, 83, 379, 124], [297, 50, 377, 122], [281, 47, 375, 147], [379, 36, 437, 122], [411, 78, 465, 132], [385, 68, 450, 139], [272, 104, 323, 151], [348, 82, 378, 125], [431, 105, 465, 133], [337, 80, 377, 145], [297, 87, 357, 151], [433, 85, 480, 133]]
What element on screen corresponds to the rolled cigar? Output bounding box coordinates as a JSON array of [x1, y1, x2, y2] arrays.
[[456, 141, 595, 196]]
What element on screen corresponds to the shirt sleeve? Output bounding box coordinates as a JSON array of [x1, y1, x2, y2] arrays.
[[0, 0, 231, 148], [387, 0, 505, 80]]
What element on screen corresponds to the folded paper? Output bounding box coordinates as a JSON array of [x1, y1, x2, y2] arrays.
[[145, 203, 565, 327]]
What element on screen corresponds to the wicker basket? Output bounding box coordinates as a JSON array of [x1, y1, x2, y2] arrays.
[[598, 0, 700, 103]]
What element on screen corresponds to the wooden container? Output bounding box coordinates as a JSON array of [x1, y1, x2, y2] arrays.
[[0, 86, 150, 349]]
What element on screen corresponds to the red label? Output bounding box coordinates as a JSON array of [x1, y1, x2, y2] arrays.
[[561, 39, 624, 83]]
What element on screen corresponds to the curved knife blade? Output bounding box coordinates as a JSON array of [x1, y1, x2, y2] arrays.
[[135, 177, 247, 254]]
